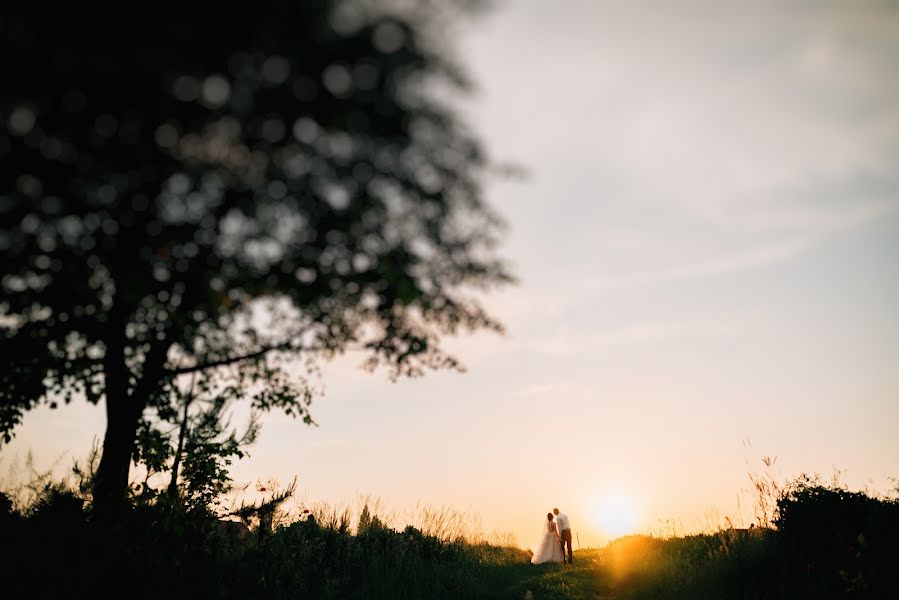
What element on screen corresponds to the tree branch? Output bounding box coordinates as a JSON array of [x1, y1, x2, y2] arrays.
[[165, 342, 324, 376]]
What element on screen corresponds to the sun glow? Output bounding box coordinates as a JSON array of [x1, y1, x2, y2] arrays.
[[595, 493, 639, 539]]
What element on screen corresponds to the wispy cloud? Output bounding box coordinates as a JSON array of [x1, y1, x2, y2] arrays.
[[515, 319, 738, 359], [580, 199, 898, 294], [587, 239, 813, 291], [467, 0, 899, 297]]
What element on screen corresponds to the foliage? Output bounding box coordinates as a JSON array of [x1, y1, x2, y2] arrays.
[[0, 0, 510, 508], [70, 437, 101, 500], [0, 481, 526, 600], [775, 476, 899, 595], [132, 372, 262, 512], [0, 491, 13, 517], [602, 478, 899, 599], [747, 454, 783, 528], [231, 477, 297, 539], [605, 531, 786, 599], [357, 501, 386, 534], [4, 470, 899, 599], [177, 411, 256, 512]]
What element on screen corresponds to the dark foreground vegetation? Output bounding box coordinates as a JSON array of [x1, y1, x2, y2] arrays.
[[2, 475, 897, 599], [0, 486, 528, 599], [605, 479, 899, 599]]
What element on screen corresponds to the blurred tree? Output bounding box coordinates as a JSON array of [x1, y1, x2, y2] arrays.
[[0, 0, 509, 514]]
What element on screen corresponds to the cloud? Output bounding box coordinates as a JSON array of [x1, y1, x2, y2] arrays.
[[581, 196, 897, 293], [465, 0, 899, 252], [515, 319, 738, 359], [587, 239, 812, 291], [451, 0, 899, 378]]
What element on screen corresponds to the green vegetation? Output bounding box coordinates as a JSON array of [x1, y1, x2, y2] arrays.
[[493, 552, 613, 600], [1, 471, 897, 598], [0, 488, 525, 599], [513, 476, 899, 599], [600, 531, 785, 599]]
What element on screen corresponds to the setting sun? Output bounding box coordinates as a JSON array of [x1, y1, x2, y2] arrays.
[[595, 494, 639, 539]]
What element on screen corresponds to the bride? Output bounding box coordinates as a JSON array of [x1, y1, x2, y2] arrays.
[[531, 512, 564, 564]]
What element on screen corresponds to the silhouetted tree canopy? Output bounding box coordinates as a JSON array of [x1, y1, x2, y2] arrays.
[[0, 0, 509, 511]]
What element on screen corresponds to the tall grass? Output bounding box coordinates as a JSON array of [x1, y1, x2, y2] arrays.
[[598, 530, 787, 599], [0, 469, 527, 600], [593, 473, 899, 599], [3, 453, 898, 599]]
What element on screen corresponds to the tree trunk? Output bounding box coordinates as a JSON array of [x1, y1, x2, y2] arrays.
[[93, 396, 142, 515], [93, 314, 134, 516], [93, 334, 170, 516]]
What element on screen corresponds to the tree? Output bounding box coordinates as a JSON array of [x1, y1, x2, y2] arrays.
[[0, 0, 510, 514], [357, 502, 385, 535], [129, 370, 261, 512], [358, 502, 372, 534]]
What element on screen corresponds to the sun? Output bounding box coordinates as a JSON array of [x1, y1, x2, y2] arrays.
[[595, 493, 639, 538]]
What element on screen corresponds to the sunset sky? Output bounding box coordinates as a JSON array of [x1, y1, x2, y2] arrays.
[[4, 0, 899, 548]]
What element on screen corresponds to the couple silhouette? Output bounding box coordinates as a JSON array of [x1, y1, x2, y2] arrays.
[[530, 507, 573, 565]]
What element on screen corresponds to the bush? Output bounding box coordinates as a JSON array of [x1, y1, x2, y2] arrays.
[[25, 484, 84, 522], [0, 491, 15, 518], [775, 477, 899, 596], [609, 479, 899, 599]]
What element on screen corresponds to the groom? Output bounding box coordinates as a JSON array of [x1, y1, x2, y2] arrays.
[[553, 508, 573, 564]]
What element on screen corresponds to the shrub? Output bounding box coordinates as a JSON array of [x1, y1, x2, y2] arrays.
[[775, 477, 899, 595]]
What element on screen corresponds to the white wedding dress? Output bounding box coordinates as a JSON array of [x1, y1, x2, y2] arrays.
[[530, 519, 564, 564]]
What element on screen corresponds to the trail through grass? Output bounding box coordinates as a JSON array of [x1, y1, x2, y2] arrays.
[[482, 549, 612, 599]]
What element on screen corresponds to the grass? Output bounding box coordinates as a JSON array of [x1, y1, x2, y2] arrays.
[[494, 549, 613, 600], [0, 499, 893, 599], [480, 534, 779, 600], [3, 468, 898, 599], [599, 531, 786, 599]]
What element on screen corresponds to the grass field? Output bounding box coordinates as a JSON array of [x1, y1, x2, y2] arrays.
[[3, 476, 897, 598], [477, 532, 779, 599], [478, 523, 895, 599], [483, 548, 612, 599]]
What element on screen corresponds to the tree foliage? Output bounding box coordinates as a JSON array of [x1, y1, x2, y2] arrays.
[[129, 371, 261, 512], [0, 0, 509, 509]]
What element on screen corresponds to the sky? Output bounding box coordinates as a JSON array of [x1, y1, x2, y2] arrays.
[[4, 0, 899, 548]]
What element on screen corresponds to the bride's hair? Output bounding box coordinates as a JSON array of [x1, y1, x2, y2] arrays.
[[546, 512, 553, 521]]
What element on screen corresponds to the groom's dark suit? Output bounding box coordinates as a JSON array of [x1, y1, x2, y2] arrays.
[[556, 511, 573, 564]]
